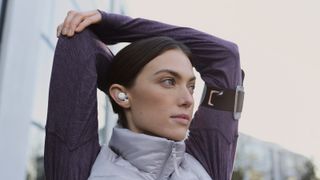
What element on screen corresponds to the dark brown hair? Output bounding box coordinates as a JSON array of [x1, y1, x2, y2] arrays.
[[106, 36, 191, 128]]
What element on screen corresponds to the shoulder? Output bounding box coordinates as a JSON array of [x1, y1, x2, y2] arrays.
[[88, 145, 142, 179], [88, 145, 117, 177], [183, 153, 212, 179]]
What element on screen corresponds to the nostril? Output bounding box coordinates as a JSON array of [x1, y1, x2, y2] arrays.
[[181, 97, 193, 108]]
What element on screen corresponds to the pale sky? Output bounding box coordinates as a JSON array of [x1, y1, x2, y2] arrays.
[[125, 0, 320, 167]]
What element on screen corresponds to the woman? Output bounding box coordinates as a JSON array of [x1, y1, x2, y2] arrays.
[[45, 10, 244, 180]]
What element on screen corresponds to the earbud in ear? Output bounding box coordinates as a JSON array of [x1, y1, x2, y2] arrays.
[[117, 92, 128, 101]]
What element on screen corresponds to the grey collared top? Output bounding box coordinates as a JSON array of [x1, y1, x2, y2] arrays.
[[88, 127, 212, 180]]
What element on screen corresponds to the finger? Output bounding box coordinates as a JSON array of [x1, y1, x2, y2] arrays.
[[69, 10, 99, 35], [56, 24, 63, 37], [62, 10, 77, 35], [66, 10, 98, 36], [81, 10, 99, 17], [68, 14, 85, 36], [75, 13, 101, 32], [75, 19, 91, 32]]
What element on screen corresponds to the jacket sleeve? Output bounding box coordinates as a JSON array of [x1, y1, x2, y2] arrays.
[[90, 11, 242, 180], [44, 29, 114, 180]]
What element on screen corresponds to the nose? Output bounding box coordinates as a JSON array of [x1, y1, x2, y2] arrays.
[[177, 86, 194, 109]]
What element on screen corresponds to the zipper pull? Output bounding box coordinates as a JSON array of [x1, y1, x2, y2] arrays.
[[172, 145, 180, 177]]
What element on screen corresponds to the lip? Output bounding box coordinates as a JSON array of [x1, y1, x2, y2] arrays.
[[170, 114, 191, 125]]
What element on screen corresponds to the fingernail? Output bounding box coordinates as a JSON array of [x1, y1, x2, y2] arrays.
[[68, 29, 73, 36], [62, 28, 67, 35]]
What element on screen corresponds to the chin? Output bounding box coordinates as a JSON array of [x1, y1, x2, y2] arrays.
[[152, 127, 188, 141], [172, 136, 185, 141], [168, 131, 187, 141]]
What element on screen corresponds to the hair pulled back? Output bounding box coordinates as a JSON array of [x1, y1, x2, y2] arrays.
[[106, 36, 191, 128]]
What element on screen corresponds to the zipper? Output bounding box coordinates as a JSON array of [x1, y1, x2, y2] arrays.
[[172, 143, 180, 177]]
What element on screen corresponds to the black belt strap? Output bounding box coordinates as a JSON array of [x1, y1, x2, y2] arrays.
[[201, 85, 245, 120]]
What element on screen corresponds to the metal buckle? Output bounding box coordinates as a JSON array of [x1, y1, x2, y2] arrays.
[[207, 89, 224, 107], [234, 85, 244, 120]]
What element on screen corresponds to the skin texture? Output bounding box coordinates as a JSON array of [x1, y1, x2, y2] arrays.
[[109, 49, 196, 141], [57, 10, 101, 37]]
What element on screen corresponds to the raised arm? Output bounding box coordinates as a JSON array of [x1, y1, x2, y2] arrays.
[[89, 11, 240, 86], [88, 11, 243, 179], [58, 9, 243, 179], [44, 29, 113, 180]]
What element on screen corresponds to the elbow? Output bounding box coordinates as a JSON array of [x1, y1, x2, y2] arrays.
[[231, 42, 240, 60], [224, 41, 242, 87], [225, 41, 240, 63]]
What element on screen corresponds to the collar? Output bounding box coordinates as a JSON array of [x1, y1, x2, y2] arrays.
[[109, 127, 186, 178]]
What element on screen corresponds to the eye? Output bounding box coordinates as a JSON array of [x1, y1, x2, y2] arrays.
[[188, 84, 195, 94], [161, 78, 176, 87]]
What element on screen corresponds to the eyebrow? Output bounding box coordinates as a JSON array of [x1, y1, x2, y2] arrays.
[[153, 69, 196, 82]]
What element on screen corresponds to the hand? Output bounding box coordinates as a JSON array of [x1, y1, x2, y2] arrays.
[[57, 10, 102, 37]]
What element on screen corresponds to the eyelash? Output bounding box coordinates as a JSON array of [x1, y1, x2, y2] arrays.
[[161, 78, 176, 87], [161, 78, 195, 94], [188, 85, 195, 94]]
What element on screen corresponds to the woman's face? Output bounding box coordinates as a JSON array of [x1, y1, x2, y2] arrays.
[[124, 49, 196, 141]]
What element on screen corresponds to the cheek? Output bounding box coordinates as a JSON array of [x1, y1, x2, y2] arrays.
[[131, 87, 174, 118]]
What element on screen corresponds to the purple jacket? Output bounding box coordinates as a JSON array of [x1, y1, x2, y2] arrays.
[[45, 11, 243, 180]]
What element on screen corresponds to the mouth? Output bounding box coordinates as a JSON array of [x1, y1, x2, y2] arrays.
[[170, 114, 191, 125]]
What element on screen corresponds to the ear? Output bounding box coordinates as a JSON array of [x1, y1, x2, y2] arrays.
[[109, 84, 131, 109]]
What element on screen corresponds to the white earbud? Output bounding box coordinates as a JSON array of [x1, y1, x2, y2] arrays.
[[117, 92, 128, 101]]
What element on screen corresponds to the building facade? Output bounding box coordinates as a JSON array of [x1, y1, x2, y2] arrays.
[[0, 0, 125, 179], [233, 133, 313, 180]]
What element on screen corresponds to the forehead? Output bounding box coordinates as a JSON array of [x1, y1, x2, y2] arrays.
[[143, 49, 194, 77]]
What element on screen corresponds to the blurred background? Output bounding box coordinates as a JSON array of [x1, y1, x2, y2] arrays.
[[0, 0, 319, 179]]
